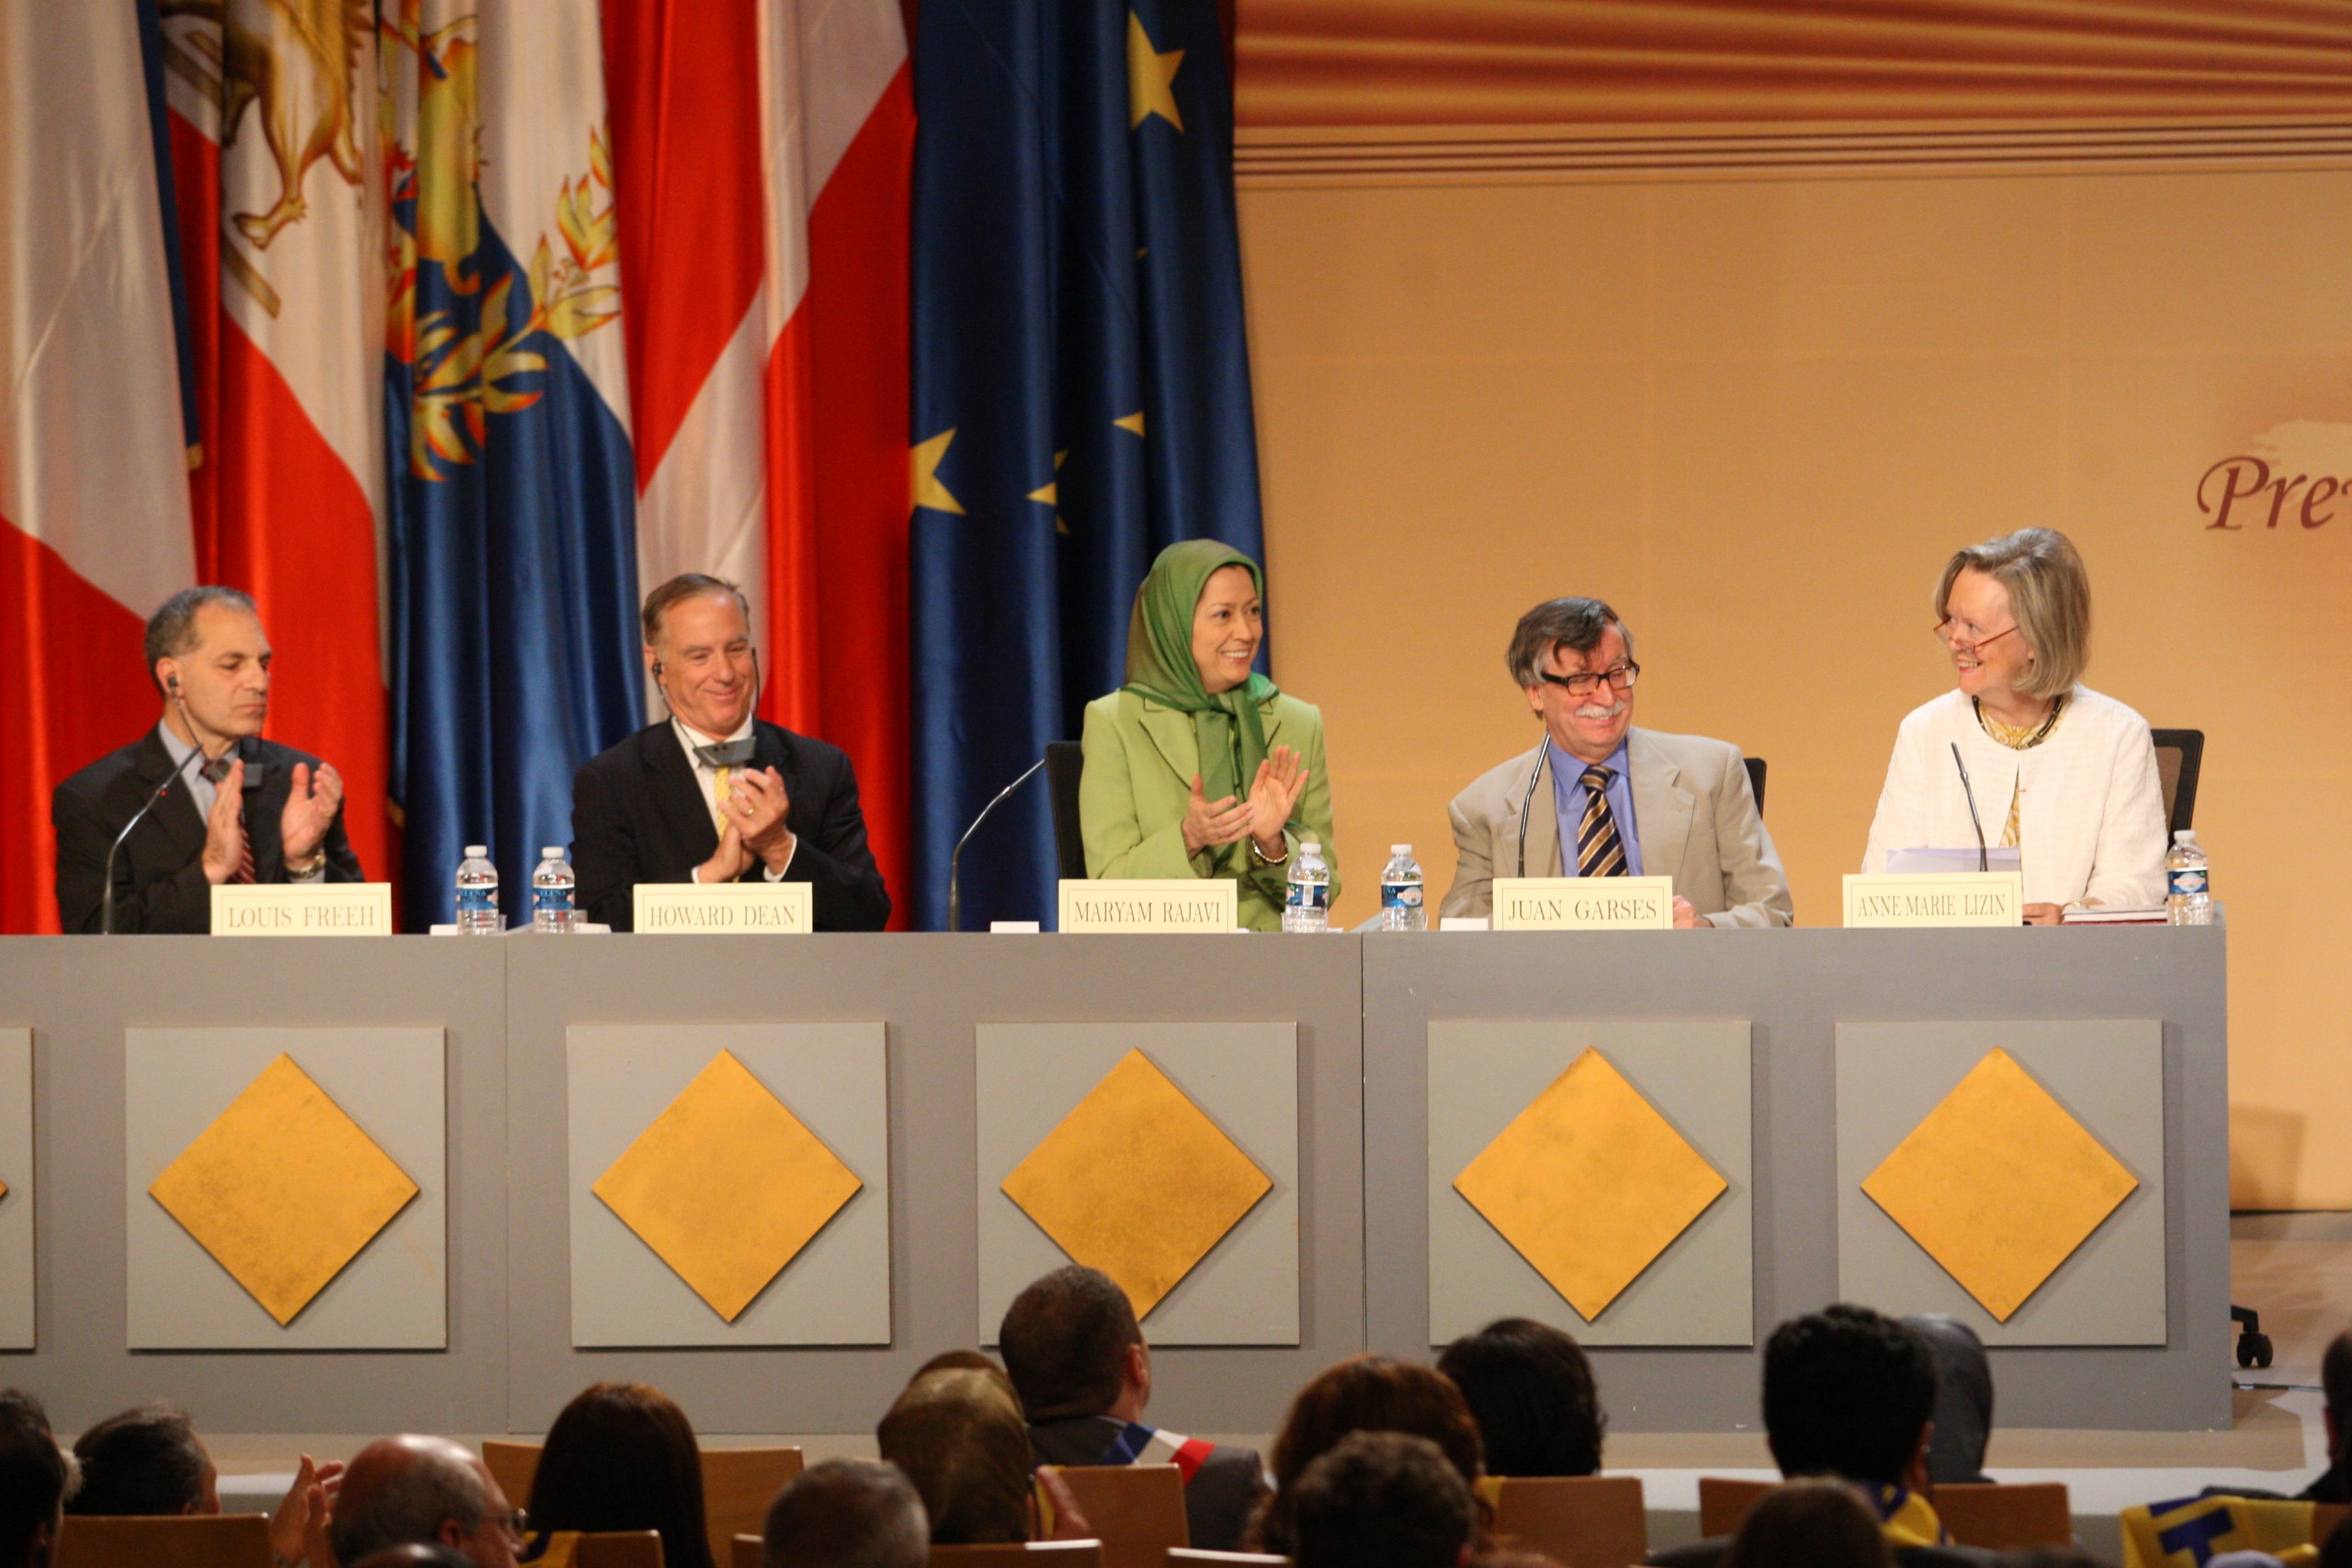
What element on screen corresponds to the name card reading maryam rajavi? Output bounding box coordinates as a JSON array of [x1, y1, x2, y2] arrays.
[[633, 883, 813, 933], [1057, 879, 1239, 933], [1490, 876, 1675, 931], [211, 884, 394, 936], [1842, 872, 2023, 928]]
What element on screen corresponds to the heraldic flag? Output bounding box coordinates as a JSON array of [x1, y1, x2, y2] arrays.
[[909, 0, 1268, 930]]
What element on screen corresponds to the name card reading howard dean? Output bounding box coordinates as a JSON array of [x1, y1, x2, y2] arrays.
[[1843, 872, 2023, 928], [633, 883, 813, 934], [211, 884, 394, 936], [1491, 876, 1674, 931], [1058, 880, 1239, 933]]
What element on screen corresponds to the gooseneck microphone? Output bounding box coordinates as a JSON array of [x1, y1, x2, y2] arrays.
[[947, 756, 1049, 933], [1951, 741, 1990, 873], [1515, 743, 1551, 877], [100, 745, 208, 934]]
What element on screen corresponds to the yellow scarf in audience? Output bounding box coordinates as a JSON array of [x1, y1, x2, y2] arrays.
[[1871, 1483, 1949, 1551], [2120, 1495, 2328, 1568]]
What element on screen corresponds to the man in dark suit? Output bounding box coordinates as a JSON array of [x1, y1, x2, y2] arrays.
[[1000, 1265, 1268, 1552], [572, 573, 889, 931], [52, 587, 363, 933]]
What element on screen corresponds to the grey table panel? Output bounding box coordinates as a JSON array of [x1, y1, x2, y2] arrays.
[[504, 932, 1364, 1436], [1361, 926, 2230, 1431], [0, 937, 508, 1434]]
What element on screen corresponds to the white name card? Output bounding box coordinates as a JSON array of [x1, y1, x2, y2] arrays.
[[211, 883, 393, 936], [1491, 876, 1675, 931], [1058, 879, 1238, 933], [633, 882, 812, 934], [1843, 872, 2023, 928]]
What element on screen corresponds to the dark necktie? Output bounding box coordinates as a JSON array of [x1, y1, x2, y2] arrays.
[[1577, 765, 1628, 878]]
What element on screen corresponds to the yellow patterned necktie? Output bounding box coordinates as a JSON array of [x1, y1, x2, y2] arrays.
[[713, 766, 732, 834]]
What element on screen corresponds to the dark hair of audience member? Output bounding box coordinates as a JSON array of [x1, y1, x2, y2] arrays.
[[66, 1404, 209, 1517], [2324, 1331, 2352, 1472], [763, 1458, 929, 1568], [1724, 1478, 1894, 1568], [1763, 1304, 1937, 1486], [911, 1350, 1016, 1391], [1000, 1266, 1140, 1420], [1901, 1313, 1995, 1484], [1247, 1355, 1487, 1556], [526, 1382, 716, 1568], [348, 1549, 477, 1568], [2323, 1511, 2352, 1568], [1995, 1549, 2108, 1568], [877, 1367, 1035, 1544], [1292, 1431, 1476, 1568], [1437, 1317, 1604, 1477], [1, 1390, 73, 1568]]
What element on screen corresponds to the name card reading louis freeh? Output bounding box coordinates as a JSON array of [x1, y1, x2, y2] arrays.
[[210, 883, 394, 936], [633, 882, 813, 933], [1058, 879, 1239, 933], [1491, 876, 1675, 931], [1842, 872, 2023, 928]]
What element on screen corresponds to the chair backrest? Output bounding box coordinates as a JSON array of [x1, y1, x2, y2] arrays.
[[702, 1447, 805, 1568], [1046, 740, 1087, 879], [1051, 1466, 1189, 1568], [573, 1531, 667, 1568], [2150, 728, 2204, 835], [733, 1534, 765, 1568], [1490, 1475, 1648, 1568], [1166, 1554, 1289, 1566], [1695, 1476, 1775, 1539], [1932, 1482, 2073, 1550], [932, 1544, 1103, 1568], [1743, 756, 1767, 817], [482, 1437, 543, 1514], [54, 1515, 273, 1568]]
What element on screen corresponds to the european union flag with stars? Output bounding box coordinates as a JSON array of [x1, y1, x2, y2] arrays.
[[910, 0, 1267, 930]]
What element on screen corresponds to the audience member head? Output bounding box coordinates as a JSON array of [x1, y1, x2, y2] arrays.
[[1292, 1431, 1476, 1568], [349, 1549, 478, 1568], [1762, 1305, 1937, 1490], [876, 1367, 1035, 1545], [332, 1436, 519, 1568], [66, 1403, 214, 1517], [527, 1382, 714, 1568], [1000, 1266, 1148, 1423], [0, 1391, 72, 1568], [2323, 1329, 2352, 1468], [762, 1458, 929, 1568], [2322, 1509, 2352, 1568], [1437, 1317, 1604, 1477], [1723, 1478, 1893, 1568], [1901, 1313, 1995, 1484], [1250, 1355, 1485, 1555], [911, 1350, 1013, 1387]]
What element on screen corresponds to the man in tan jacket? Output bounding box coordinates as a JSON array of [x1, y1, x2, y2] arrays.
[[1442, 596, 1792, 929]]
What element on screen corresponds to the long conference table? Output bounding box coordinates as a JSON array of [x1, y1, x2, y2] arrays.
[[0, 925, 2227, 1437]]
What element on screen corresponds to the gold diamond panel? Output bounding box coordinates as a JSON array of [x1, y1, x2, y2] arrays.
[[593, 1050, 863, 1322], [1862, 1047, 2138, 1322], [1001, 1049, 1272, 1319], [148, 1054, 419, 1326], [1453, 1046, 1726, 1322]]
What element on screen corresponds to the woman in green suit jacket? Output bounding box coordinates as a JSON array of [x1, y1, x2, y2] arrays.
[[1080, 539, 1339, 931]]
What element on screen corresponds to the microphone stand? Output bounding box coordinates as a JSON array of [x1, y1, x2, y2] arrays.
[[947, 756, 1048, 933], [1951, 742, 1990, 873], [1516, 744, 1551, 877], [101, 746, 207, 934]]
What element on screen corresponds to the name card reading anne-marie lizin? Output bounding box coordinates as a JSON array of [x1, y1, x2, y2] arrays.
[[1057, 879, 1239, 933], [1490, 876, 1675, 931], [210, 883, 394, 936], [633, 882, 813, 934], [1842, 872, 2023, 928]]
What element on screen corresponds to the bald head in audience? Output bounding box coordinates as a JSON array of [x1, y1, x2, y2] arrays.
[[350, 1550, 477, 1568], [763, 1458, 929, 1568], [331, 1437, 521, 1568]]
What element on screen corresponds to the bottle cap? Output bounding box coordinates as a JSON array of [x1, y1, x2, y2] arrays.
[[1391, 843, 1411, 855], [464, 845, 488, 857], [2175, 829, 2195, 843], [543, 846, 566, 859], [1301, 840, 1321, 852]]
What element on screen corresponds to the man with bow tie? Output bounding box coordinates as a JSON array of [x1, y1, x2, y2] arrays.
[[571, 572, 891, 932], [52, 586, 363, 932]]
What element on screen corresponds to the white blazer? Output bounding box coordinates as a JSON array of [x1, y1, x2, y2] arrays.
[[1862, 685, 2168, 909]]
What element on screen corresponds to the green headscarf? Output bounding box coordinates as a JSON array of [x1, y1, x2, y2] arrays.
[[1123, 539, 1279, 804]]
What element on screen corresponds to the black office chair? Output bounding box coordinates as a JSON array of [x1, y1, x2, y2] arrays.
[[1743, 756, 1767, 818], [1045, 740, 1087, 879], [2150, 728, 2203, 836]]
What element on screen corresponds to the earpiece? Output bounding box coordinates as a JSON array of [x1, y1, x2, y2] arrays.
[[167, 675, 181, 697]]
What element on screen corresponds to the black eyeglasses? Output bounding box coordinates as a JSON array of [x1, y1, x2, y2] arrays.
[[1537, 662, 1639, 696]]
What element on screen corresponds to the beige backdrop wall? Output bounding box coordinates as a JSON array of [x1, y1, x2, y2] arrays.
[[1238, 155, 2351, 1209]]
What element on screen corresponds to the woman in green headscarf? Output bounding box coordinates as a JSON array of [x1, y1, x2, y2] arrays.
[[1080, 539, 1339, 930]]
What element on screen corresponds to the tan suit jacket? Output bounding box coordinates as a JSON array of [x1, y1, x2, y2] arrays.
[[1441, 728, 1792, 928]]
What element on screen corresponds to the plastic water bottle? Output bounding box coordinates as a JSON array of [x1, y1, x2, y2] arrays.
[[1379, 843, 1426, 931], [1283, 840, 1331, 933], [2166, 829, 2211, 926], [455, 845, 501, 935], [532, 846, 576, 933]]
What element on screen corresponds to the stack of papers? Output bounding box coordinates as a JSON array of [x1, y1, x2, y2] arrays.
[[2062, 907, 2168, 925]]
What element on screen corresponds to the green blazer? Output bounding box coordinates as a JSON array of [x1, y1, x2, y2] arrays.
[[1079, 686, 1340, 931]]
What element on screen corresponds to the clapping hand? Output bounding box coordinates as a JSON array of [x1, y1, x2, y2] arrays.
[[200, 759, 248, 885], [1242, 745, 1308, 859], [1182, 775, 1255, 857], [279, 761, 344, 864], [727, 767, 797, 871], [269, 1452, 342, 1567]]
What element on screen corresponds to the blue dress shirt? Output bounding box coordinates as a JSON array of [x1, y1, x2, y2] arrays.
[[1547, 735, 1643, 876]]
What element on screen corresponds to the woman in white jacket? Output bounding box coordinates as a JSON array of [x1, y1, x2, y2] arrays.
[[1864, 528, 2166, 923]]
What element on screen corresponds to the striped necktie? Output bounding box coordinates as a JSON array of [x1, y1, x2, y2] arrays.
[[1577, 765, 1628, 878]]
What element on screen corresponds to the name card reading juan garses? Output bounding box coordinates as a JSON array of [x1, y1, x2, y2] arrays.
[[1842, 872, 2023, 928], [633, 882, 813, 934], [210, 883, 394, 936], [1057, 879, 1239, 933], [1490, 876, 1675, 931]]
